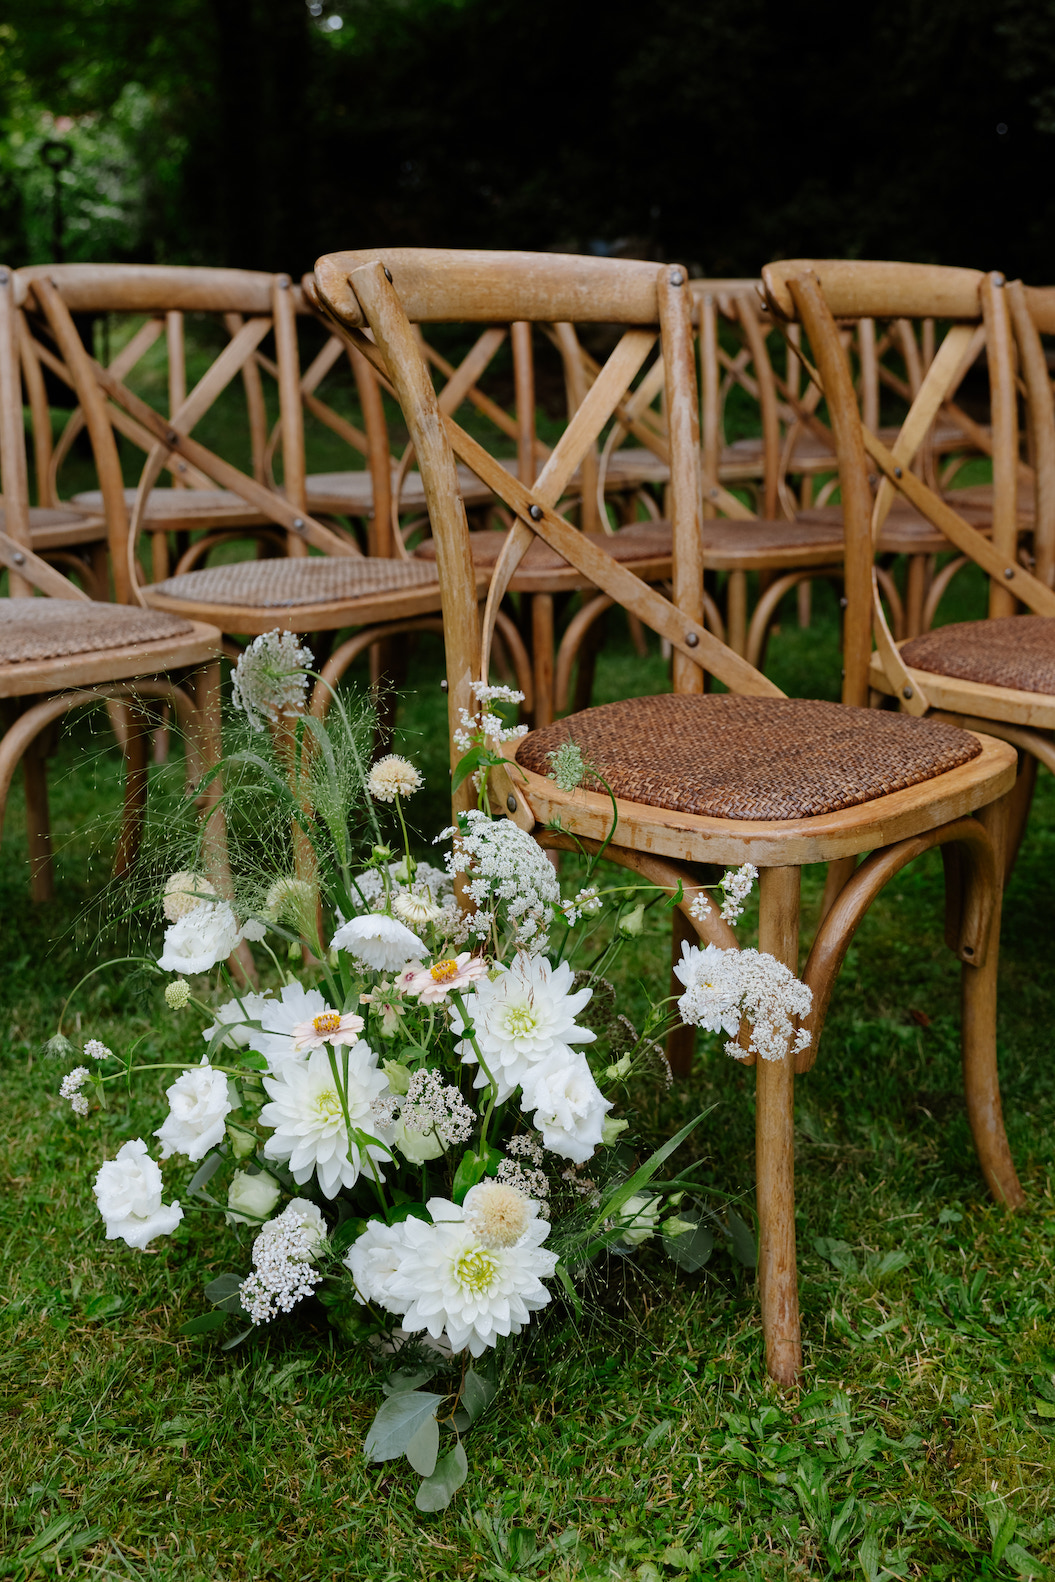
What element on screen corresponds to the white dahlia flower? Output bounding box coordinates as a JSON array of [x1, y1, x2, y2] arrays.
[[519, 1050, 611, 1165], [157, 900, 241, 976], [259, 1043, 394, 1198], [386, 1195, 557, 1357], [201, 988, 274, 1051], [93, 1138, 184, 1250], [345, 1217, 413, 1310], [241, 981, 329, 1074], [451, 954, 595, 1102], [154, 1055, 234, 1162], [330, 912, 424, 972]]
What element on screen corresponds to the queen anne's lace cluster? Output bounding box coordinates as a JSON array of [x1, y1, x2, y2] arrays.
[[718, 863, 759, 924], [438, 810, 560, 950], [674, 942, 812, 1062], [453, 682, 529, 753], [495, 1156, 550, 1210], [84, 1039, 113, 1061], [60, 1067, 90, 1116], [399, 1068, 475, 1145], [231, 631, 313, 731], [559, 886, 602, 925], [240, 1200, 325, 1323]]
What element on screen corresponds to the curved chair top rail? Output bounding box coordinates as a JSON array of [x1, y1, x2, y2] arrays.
[[1023, 285, 1055, 334], [16, 262, 295, 316], [314, 248, 673, 328], [763, 260, 986, 323]]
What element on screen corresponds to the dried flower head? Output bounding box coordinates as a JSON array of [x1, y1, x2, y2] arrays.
[[231, 630, 313, 731], [463, 1181, 535, 1249], [367, 754, 423, 802], [162, 871, 216, 922], [392, 890, 443, 928]]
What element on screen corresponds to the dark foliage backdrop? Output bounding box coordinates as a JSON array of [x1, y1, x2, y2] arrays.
[[1, 0, 1053, 278]]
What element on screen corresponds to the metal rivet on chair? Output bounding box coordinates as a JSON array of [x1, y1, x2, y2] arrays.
[[963, 944, 975, 955], [166, 429, 178, 446], [440, 679, 448, 691], [528, 504, 543, 521], [13, 551, 25, 565], [839, 596, 849, 609], [1004, 566, 1015, 579], [993, 274, 1005, 288], [902, 686, 914, 699], [670, 269, 685, 286], [506, 794, 517, 813], [293, 518, 305, 532], [685, 631, 699, 647], [0, 269, 8, 286], [893, 466, 903, 479]]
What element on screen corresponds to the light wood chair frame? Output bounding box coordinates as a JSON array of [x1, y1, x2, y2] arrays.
[[314, 247, 1022, 1387]]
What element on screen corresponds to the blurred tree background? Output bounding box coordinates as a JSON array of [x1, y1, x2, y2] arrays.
[[1, 0, 1053, 278]]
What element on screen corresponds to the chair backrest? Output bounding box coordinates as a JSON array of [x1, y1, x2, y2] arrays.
[[0, 266, 92, 604], [313, 248, 799, 812], [15, 264, 358, 604], [761, 259, 1055, 710]]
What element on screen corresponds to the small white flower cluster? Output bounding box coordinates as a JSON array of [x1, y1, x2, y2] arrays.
[[367, 754, 422, 803], [559, 886, 602, 925], [231, 630, 313, 732], [345, 1186, 556, 1356], [496, 1157, 551, 1208], [674, 941, 812, 1062], [399, 1068, 475, 1146], [453, 681, 529, 753], [240, 1199, 326, 1324], [83, 1039, 112, 1061], [718, 863, 759, 924], [689, 891, 712, 921], [164, 980, 191, 1010], [545, 739, 588, 792], [60, 1066, 90, 1116], [438, 809, 560, 951]]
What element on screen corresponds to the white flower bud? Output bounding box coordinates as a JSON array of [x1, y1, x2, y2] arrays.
[[226, 1170, 282, 1225]]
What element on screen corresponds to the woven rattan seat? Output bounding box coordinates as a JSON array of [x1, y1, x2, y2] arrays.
[[900, 616, 1055, 694], [71, 487, 267, 526], [799, 499, 993, 555], [0, 598, 193, 664], [305, 464, 493, 514], [694, 516, 844, 569], [149, 555, 440, 610], [17, 505, 107, 550], [414, 520, 672, 573], [516, 694, 981, 821]]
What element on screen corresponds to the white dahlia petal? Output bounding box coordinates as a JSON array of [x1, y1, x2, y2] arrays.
[[259, 1043, 393, 1199]]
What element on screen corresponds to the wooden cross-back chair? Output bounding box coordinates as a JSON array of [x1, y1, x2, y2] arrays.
[[20, 268, 489, 701], [0, 265, 229, 904], [314, 246, 1022, 1387], [16, 264, 314, 589], [763, 259, 1055, 888]]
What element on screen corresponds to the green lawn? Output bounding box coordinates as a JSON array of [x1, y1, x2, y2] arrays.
[[2, 557, 1054, 1581]]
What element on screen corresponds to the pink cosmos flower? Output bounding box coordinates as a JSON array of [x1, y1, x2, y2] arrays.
[[290, 1008, 365, 1051], [402, 953, 489, 1005]]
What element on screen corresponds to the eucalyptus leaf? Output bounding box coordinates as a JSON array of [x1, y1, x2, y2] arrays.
[[179, 1310, 229, 1337], [204, 1273, 244, 1304], [364, 1391, 445, 1463], [727, 1209, 757, 1268], [664, 1222, 714, 1272], [460, 1369, 497, 1423], [404, 1412, 440, 1477], [188, 1151, 225, 1195], [414, 1441, 468, 1512], [382, 1368, 437, 1397]]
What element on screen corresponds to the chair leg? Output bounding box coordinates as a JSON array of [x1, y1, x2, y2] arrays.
[[530, 594, 555, 729], [192, 659, 257, 988], [1002, 750, 1038, 887], [755, 865, 803, 1386], [112, 701, 150, 880], [961, 793, 1026, 1209], [666, 906, 697, 1079], [818, 855, 857, 923], [22, 743, 54, 902]]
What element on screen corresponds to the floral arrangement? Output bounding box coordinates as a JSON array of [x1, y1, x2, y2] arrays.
[[52, 632, 812, 1510]]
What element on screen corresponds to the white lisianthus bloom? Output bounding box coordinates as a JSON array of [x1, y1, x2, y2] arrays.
[[157, 900, 242, 975], [386, 1196, 557, 1357], [617, 1192, 662, 1247], [367, 754, 423, 802], [226, 1169, 282, 1225], [330, 912, 425, 972], [162, 870, 216, 922], [202, 988, 274, 1051], [345, 1217, 413, 1309], [259, 1043, 394, 1198], [520, 1051, 612, 1165], [451, 954, 595, 1103], [93, 1139, 184, 1250], [154, 1056, 234, 1161]]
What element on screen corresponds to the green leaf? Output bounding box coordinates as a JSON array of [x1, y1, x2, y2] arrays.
[[188, 1151, 226, 1195], [726, 1209, 757, 1268], [663, 1223, 714, 1272], [82, 1293, 125, 1321], [461, 1369, 497, 1423], [364, 1391, 445, 1463], [405, 1412, 440, 1477], [990, 1507, 1017, 1563], [415, 1441, 469, 1512], [204, 1273, 244, 1305], [586, 1112, 710, 1235], [382, 1368, 437, 1397], [388, 1201, 433, 1225], [451, 745, 491, 792], [179, 1310, 230, 1336], [1034, 1397, 1055, 1419], [452, 1150, 489, 1205], [1002, 1542, 1046, 1578]]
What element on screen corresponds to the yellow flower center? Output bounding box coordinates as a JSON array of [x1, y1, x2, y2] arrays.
[[430, 959, 460, 983], [504, 1004, 537, 1036], [315, 1087, 342, 1120], [452, 1245, 499, 1297], [313, 1012, 342, 1034]]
